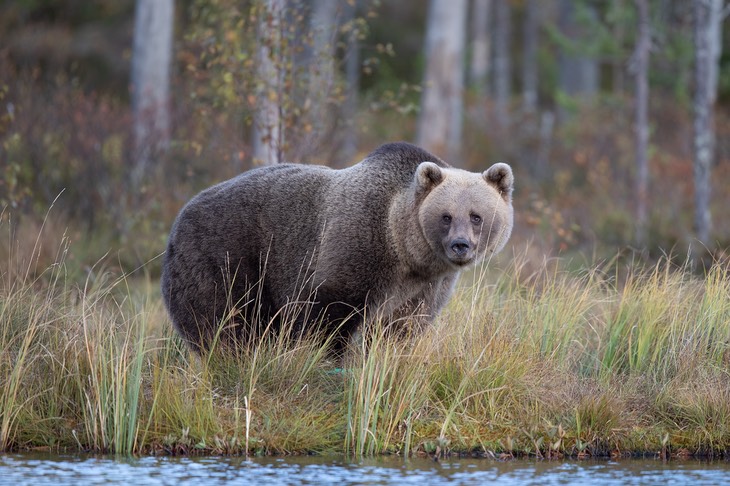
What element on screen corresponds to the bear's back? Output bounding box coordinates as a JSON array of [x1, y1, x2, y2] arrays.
[[355, 142, 450, 185], [322, 142, 450, 234]]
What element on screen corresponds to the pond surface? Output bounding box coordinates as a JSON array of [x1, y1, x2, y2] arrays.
[[1, 452, 729, 485]]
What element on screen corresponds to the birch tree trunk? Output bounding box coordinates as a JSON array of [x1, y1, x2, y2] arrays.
[[253, 0, 285, 165], [130, 0, 174, 182], [634, 0, 650, 246], [341, 0, 361, 164], [469, 0, 492, 95], [493, 0, 511, 126], [307, 0, 338, 151], [692, 0, 724, 249], [416, 0, 468, 159]]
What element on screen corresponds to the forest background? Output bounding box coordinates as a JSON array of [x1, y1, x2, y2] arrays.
[[1, 0, 729, 273]]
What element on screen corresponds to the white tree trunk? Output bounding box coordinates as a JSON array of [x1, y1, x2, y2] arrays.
[[253, 0, 286, 165], [493, 0, 511, 125], [469, 0, 492, 95], [634, 0, 650, 246], [693, 0, 724, 249], [131, 0, 174, 180], [307, 0, 338, 148], [341, 0, 361, 164], [416, 0, 467, 159]]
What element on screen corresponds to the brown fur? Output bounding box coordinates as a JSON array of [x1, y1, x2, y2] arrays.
[[160, 142, 514, 353]]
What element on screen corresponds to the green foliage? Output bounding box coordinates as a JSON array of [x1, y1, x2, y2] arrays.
[[543, 0, 694, 103], [545, 1, 616, 59]]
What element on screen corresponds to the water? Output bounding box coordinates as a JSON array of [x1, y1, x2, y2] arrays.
[[1, 453, 729, 485]]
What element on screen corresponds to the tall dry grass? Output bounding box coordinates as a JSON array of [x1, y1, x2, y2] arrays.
[[1, 216, 729, 457]]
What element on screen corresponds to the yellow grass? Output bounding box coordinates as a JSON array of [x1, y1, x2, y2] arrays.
[[1, 218, 729, 458]]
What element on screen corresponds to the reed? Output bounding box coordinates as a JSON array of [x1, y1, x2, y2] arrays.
[[344, 322, 430, 456]]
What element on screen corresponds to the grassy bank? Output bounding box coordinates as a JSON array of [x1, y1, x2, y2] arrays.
[[1, 229, 730, 459]]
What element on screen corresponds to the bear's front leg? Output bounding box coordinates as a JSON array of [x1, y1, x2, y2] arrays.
[[376, 274, 459, 339]]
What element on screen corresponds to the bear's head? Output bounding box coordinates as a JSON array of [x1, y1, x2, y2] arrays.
[[415, 161, 514, 268]]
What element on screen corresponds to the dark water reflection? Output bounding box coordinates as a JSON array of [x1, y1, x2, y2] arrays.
[[1, 452, 729, 485]]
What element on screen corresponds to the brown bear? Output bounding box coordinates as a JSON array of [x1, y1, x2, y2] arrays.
[[160, 142, 514, 353]]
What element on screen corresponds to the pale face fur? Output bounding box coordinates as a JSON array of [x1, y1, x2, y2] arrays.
[[416, 162, 514, 269]]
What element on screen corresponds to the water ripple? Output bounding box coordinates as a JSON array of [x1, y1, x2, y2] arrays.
[[1, 453, 729, 485]]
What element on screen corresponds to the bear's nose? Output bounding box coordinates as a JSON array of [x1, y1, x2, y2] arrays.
[[450, 239, 470, 256]]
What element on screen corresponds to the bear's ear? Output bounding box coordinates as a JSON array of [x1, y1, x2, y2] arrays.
[[415, 161, 444, 191], [483, 163, 514, 201]]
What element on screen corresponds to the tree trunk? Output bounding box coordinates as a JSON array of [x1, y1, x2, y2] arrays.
[[130, 0, 174, 182], [493, 0, 511, 126], [634, 0, 650, 246], [612, 0, 626, 95], [469, 0, 492, 96], [253, 0, 286, 165], [557, 0, 598, 99], [692, 0, 723, 250], [416, 0, 468, 159], [307, 0, 338, 151], [522, 0, 538, 113], [341, 0, 361, 164]]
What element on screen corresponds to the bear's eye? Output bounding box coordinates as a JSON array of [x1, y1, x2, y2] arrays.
[[471, 214, 482, 225], [442, 214, 452, 225]]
